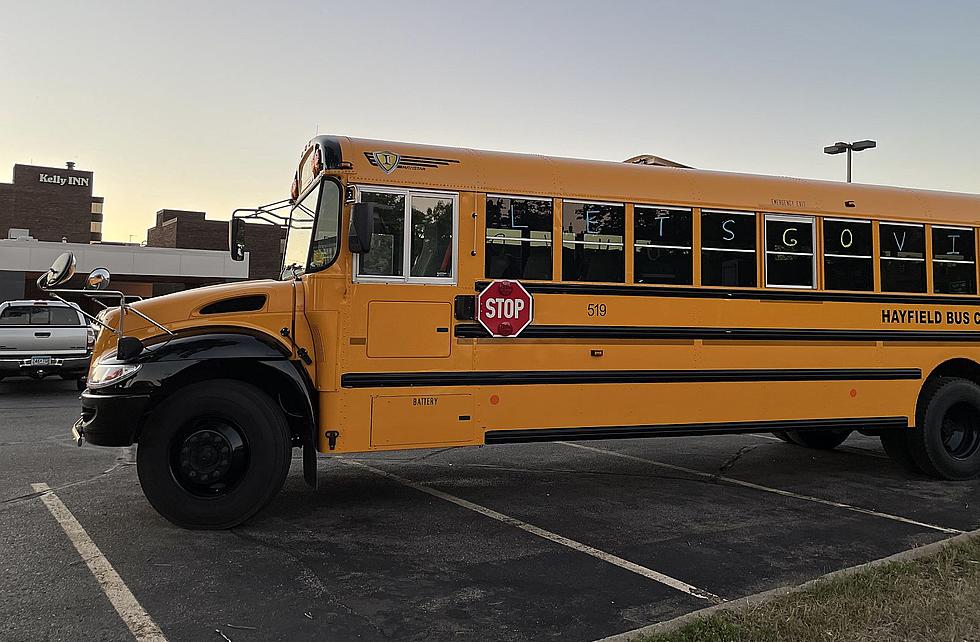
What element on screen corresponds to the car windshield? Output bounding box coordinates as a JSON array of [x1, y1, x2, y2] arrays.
[[281, 179, 341, 277]]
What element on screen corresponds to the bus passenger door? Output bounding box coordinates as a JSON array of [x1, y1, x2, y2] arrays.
[[347, 187, 477, 449], [353, 188, 458, 361]]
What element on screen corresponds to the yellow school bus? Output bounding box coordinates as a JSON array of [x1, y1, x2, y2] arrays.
[[46, 135, 980, 529]]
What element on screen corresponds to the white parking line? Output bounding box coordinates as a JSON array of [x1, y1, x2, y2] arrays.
[[342, 460, 722, 603], [31, 483, 168, 642], [559, 443, 963, 535]]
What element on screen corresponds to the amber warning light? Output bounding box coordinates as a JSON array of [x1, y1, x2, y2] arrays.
[[477, 280, 534, 338]]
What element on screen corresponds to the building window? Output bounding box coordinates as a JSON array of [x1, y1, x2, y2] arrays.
[[485, 196, 552, 280], [634, 205, 692, 285], [701, 210, 756, 287], [562, 201, 624, 282], [879, 222, 926, 292], [355, 188, 456, 282], [933, 226, 976, 294], [764, 215, 814, 288], [823, 218, 873, 291]]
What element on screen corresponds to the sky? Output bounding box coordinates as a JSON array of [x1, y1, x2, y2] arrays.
[[2, 1, 979, 243]]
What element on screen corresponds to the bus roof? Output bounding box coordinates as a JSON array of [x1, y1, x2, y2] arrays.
[[306, 135, 980, 225]]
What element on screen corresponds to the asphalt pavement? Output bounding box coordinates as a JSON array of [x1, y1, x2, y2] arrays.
[[2, 378, 978, 641]]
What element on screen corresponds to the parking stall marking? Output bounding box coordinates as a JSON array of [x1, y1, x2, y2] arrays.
[[31, 483, 168, 642], [560, 442, 963, 535], [342, 460, 722, 603]]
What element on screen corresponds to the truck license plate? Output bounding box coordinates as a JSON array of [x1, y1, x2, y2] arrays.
[[31, 356, 51, 366]]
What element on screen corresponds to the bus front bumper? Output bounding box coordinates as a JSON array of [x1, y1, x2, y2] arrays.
[[76, 391, 151, 447]]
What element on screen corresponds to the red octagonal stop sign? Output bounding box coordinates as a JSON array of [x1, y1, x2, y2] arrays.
[[477, 280, 533, 337]]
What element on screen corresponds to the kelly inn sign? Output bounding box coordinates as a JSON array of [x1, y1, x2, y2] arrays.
[[38, 173, 90, 187]]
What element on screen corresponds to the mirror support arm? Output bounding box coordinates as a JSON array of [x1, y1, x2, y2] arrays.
[[48, 293, 117, 334], [45, 289, 176, 338]]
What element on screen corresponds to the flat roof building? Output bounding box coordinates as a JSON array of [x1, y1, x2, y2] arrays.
[[0, 161, 285, 303], [0, 162, 103, 244], [146, 209, 285, 281]]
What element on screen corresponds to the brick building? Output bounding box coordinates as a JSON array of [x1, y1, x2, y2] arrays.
[[0, 162, 103, 243], [0, 160, 286, 302], [146, 209, 285, 280]]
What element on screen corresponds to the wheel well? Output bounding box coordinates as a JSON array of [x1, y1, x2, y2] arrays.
[[917, 358, 980, 421], [136, 360, 315, 446]]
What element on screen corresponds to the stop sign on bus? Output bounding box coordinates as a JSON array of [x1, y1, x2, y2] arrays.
[[477, 280, 534, 337]]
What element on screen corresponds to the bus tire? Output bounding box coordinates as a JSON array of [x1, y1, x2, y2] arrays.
[[771, 431, 794, 443], [136, 380, 292, 529], [785, 429, 851, 450], [909, 377, 980, 480], [880, 430, 922, 474]]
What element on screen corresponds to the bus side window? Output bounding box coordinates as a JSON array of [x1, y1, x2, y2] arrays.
[[562, 201, 625, 283], [357, 191, 406, 277], [764, 214, 815, 289], [701, 210, 756, 287], [879, 222, 926, 293], [933, 226, 977, 294], [824, 218, 873, 291], [633, 205, 692, 285], [410, 195, 454, 278], [485, 196, 553, 280]]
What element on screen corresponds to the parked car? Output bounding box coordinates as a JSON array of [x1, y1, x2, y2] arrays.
[[0, 300, 94, 390]]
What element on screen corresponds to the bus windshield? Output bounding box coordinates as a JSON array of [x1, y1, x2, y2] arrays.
[[282, 178, 341, 277]]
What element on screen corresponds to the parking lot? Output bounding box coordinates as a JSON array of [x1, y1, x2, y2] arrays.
[[2, 379, 979, 642]]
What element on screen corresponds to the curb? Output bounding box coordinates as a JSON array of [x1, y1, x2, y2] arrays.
[[594, 527, 980, 642]]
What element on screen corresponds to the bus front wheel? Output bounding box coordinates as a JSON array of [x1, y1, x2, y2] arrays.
[[785, 429, 851, 450], [909, 377, 980, 480], [136, 380, 292, 529]]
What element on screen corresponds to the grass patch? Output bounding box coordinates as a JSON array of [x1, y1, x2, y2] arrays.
[[640, 536, 980, 642]]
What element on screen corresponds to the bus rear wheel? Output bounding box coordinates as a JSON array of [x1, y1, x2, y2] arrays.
[[136, 380, 292, 529], [785, 429, 851, 450], [910, 377, 980, 480]]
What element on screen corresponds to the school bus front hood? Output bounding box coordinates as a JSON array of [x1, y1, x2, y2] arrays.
[[92, 280, 298, 358]]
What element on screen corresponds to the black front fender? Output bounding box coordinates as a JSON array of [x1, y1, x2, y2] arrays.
[[88, 331, 318, 473]]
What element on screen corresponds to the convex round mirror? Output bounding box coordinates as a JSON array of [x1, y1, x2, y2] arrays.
[[40, 252, 76, 289], [85, 267, 111, 291]]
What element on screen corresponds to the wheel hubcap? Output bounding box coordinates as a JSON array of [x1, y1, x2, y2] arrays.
[[170, 420, 248, 497], [940, 402, 980, 460]]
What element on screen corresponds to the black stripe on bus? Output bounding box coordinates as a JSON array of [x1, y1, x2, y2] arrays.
[[483, 416, 908, 444], [340, 368, 920, 388], [454, 324, 980, 342], [474, 281, 980, 306]]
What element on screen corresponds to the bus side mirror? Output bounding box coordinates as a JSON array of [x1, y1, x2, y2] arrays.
[[37, 251, 76, 290], [349, 203, 374, 254], [85, 267, 111, 290], [229, 217, 246, 261]]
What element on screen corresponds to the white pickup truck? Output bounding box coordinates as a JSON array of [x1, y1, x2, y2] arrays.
[[0, 300, 94, 390]]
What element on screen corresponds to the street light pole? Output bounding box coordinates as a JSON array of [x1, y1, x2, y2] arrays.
[[823, 140, 876, 183]]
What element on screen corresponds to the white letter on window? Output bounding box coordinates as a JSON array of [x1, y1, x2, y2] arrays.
[[840, 228, 853, 248], [893, 231, 906, 252], [782, 227, 798, 247], [722, 219, 735, 241]]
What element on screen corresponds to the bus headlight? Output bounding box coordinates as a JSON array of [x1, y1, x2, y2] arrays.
[[87, 363, 142, 389]]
